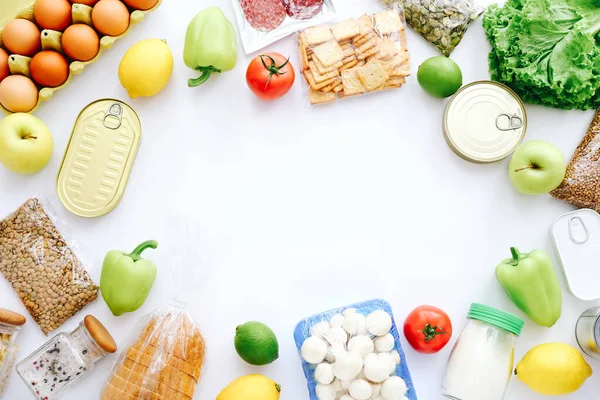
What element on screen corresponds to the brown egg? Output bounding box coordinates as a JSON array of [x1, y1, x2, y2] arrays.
[[123, 0, 158, 10], [0, 49, 9, 82], [34, 0, 72, 31], [0, 75, 39, 113], [30, 51, 69, 88], [92, 0, 130, 37], [2, 19, 41, 56], [70, 0, 100, 5], [62, 24, 100, 61]]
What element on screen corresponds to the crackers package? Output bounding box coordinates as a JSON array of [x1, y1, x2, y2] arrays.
[[298, 8, 410, 105], [101, 307, 205, 400]]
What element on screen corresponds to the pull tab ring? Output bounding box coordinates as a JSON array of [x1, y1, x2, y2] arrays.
[[496, 113, 523, 131], [568, 216, 589, 244]]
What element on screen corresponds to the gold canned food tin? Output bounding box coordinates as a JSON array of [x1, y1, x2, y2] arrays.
[[57, 99, 141, 218], [443, 81, 527, 164]]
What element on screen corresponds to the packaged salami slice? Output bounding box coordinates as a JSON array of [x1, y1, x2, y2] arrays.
[[231, 0, 337, 54]]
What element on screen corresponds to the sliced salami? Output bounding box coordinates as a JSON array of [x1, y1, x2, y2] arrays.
[[241, 0, 287, 32], [282, 0, 324, 20]]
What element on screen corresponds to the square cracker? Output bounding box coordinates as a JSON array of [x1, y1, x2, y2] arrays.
[[312, 40, 345, 67], [357, 14, 374, 35], [321, 77, 342, 92], [309, 89, 336, 105], [332, 19, 359, 41], [340, 59, 358, 70], [341, 69, 366, 95], [298, 35, 310, 68], [356, 60, 389, 91], [304, 25, 333, 45], [308, 61, 339, 83], [374, 10, 403, 35], [304, 69, 338, 90], [313, 55, 343, 74], [391, 59, 410, 77]]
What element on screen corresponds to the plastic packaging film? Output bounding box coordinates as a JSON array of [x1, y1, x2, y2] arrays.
[[298, 7, 411, 105], [294, 298, 417, 400], [380, 0, 485, 56], [551, 109, 600, 212], [0, 197, 98, 335]]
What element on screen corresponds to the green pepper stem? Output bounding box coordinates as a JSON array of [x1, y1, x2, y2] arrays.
[[188, 66, 221, 87], [128, 240, 158, 261], [510, 247, 520, 266], [275, 383, 281, 393]]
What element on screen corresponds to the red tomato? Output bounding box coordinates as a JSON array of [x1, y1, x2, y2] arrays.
[[403, 305, 452, 354], [246, 52, 295, 101]]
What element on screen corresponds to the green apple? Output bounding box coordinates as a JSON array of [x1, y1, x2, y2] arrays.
[[0, 113, 53, 174], [509, 140, 566, 195]]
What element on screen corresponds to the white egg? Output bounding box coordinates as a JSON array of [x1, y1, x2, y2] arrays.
[[374, 334, 395, 352], [389, 350, 401, 365], [311, 320, 332, 338], [349, 379, 373, 400], [348, 335, 374, 357], [315, 363, 335, 384], [366, 310, 392, 336], [333, 351, 363, 380], [381, 376, 408, 400], [302, 336, 328, 364], [343, 313, 367, 336], [316, 383, 337, 400], [330, 313, 345, 328], [327, 326, 349, 345]]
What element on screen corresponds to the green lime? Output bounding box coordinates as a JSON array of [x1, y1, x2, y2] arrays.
[[234, 321, 279, 366], [417, 56, 462, 98]]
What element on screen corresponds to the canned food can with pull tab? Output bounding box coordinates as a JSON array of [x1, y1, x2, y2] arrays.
[[443, 81, 527, 164], [56, 99, 141, 217]]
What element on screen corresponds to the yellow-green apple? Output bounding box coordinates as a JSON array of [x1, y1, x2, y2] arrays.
[[0, 113, 53, 174], [509, 140, 566, 195]]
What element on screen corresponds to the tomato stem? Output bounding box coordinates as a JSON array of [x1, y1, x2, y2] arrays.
[[421, 323, 449, 342], [259, 54, 290, 89]]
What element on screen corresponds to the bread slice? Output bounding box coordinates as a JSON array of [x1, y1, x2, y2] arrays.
[[116, 359, 195, 397]]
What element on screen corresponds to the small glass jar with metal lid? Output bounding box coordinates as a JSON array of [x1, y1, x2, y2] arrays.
[[0, 308, 26, 396], [441, 303, 524, 400], [17, 315, 116, 400], [576, 306, 600, 360]]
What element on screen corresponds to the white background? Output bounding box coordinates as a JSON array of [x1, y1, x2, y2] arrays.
[[1, 0, 599, 399]]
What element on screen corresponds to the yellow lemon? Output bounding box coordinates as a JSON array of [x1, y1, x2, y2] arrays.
[[516, 343, 592, 395], [118, 38, 173, 98], [217, 374, 281, 400]]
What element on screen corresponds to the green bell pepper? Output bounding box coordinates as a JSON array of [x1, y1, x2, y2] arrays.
[[100, 240, 158, 317], [183, 6, 237, 87], [496, 247, 562, 327]]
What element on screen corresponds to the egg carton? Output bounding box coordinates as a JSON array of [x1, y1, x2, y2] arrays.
[[0, 0, 162, 114], [294, 298, 418, 400]]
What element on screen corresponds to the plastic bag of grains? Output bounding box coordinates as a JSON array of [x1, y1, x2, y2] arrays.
[[381, 0, 485, 56], [0, 198, 98, 335], [551, 110, 600, 211]]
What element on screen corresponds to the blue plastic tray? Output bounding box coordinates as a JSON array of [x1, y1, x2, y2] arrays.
[[293, 298, 418, 400]]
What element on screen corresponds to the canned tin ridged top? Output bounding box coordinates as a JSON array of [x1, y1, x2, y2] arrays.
[[57, 99, 141, 218], [443, 81, 527, 163]]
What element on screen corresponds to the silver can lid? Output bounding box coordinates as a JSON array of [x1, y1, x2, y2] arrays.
[[443, 81, 527, 163]]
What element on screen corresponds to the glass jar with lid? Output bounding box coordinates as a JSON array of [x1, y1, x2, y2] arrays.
[[0, 308, 26, 397], [441, 303, 524, 400], [576, 306, 600, 360], [17, 315, 116, 400]]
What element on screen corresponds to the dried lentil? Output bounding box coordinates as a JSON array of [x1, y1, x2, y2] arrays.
[[551, 110, 600, 211], [0, 198, 98, 335]]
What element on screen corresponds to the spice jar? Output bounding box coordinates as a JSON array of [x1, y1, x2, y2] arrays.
[[576, 307, 600, 360], [441, 303, 524, 400], [0, 308, 26, 397], [17, 315, 116, 400]]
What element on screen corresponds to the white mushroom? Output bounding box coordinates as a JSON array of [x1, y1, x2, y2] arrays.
[[343, 312, 366, 336], [339, 396, 355, 400], [311, 320, 332, 339], [316, 383, 337, 400], [389, 350, 401, 365], [315, 363, 335, 385], [381, 376, 408, 400], [371, 383, 382, 397], [349, 379, 373, 400], [363, 352, 378, 364], [378, 352, 397, 374], [340, 379, 354, 390], [348, 335, 374, 357], [343, 308, 357, 317], [363, 353, 392, 383], [333, 351, 363, 380], [302, 336, 328, 364], [326, 343, 346, 362], [366, 310, 392, 336], [330, 313, 345, 328], [326, 326, 349, 345], [374, 334, 395, 353]]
